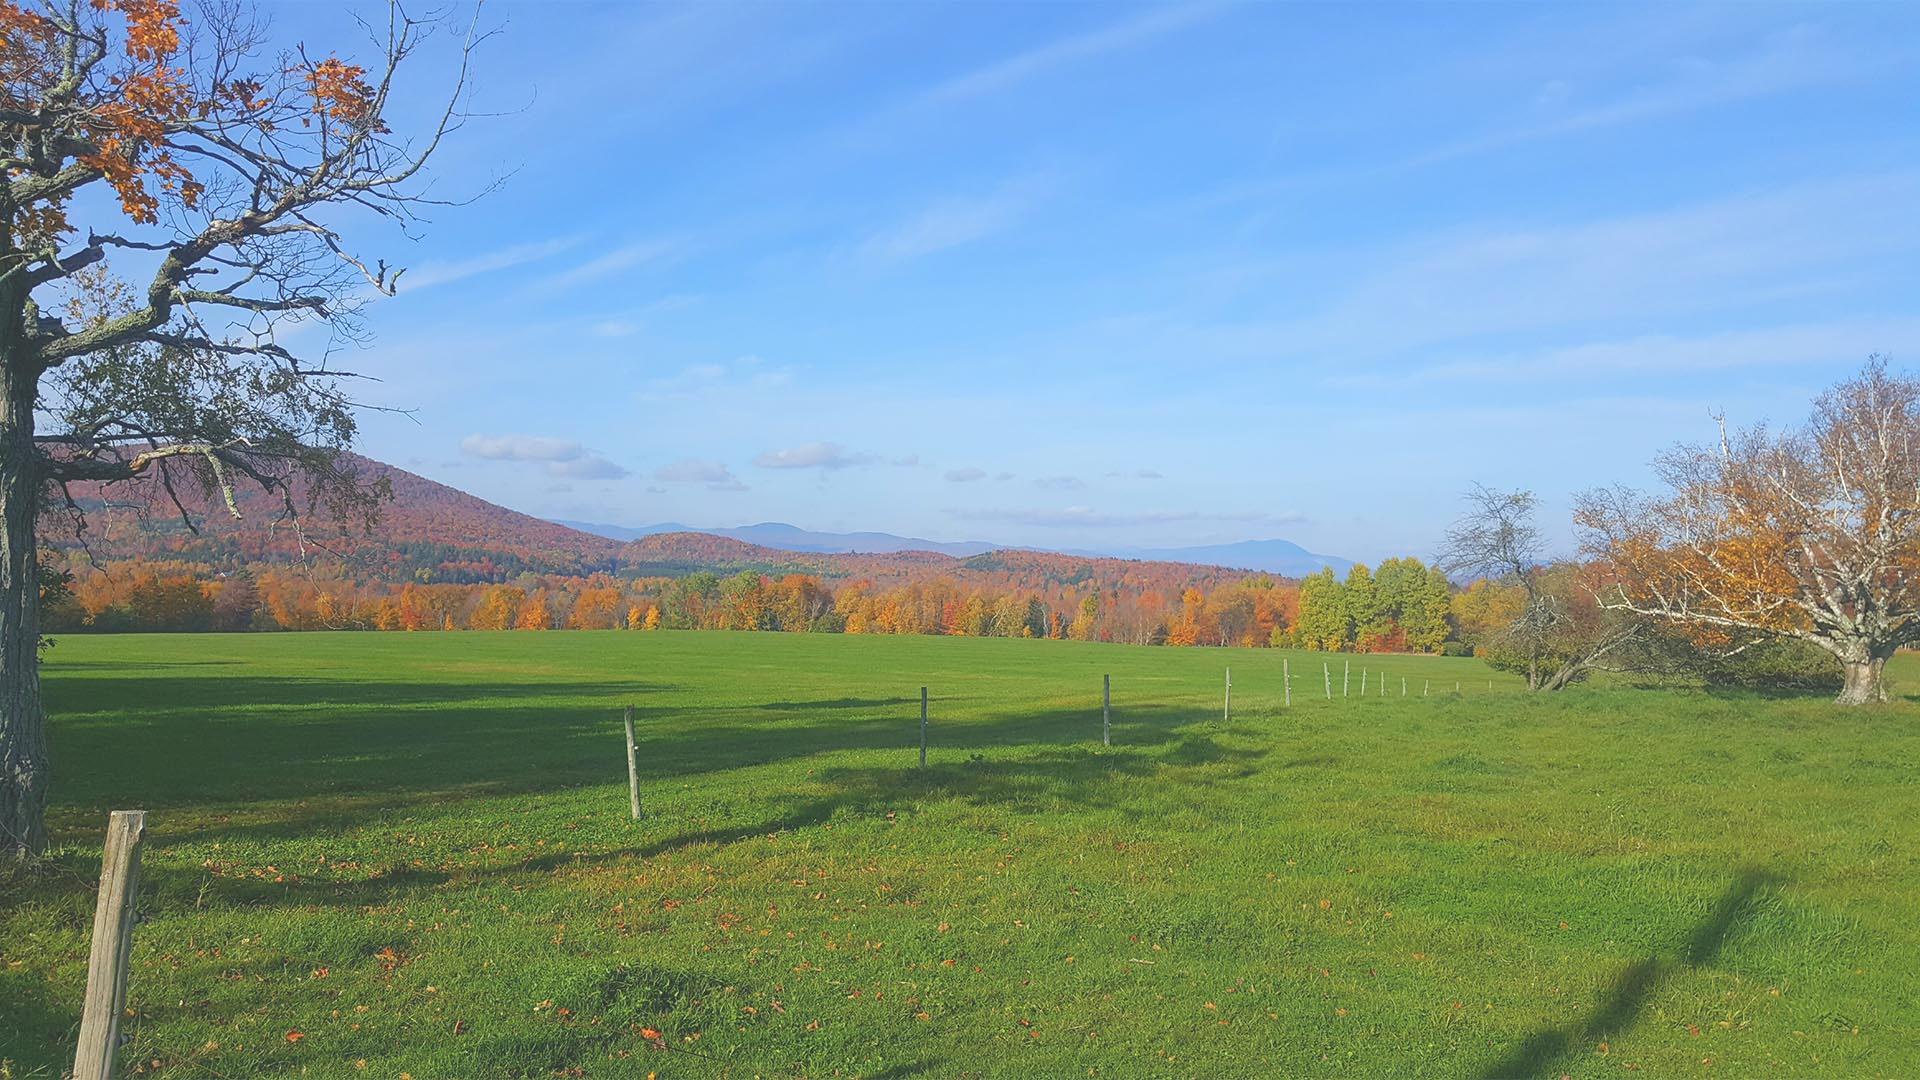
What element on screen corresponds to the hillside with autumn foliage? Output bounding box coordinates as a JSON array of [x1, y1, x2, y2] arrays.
[[38, 456, 1481, 651]]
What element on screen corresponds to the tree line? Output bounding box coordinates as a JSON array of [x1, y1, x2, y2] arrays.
[[45, 555, 1509, 654]]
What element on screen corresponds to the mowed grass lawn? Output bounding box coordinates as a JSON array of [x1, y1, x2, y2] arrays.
[[3, 632, 1917, 1079]]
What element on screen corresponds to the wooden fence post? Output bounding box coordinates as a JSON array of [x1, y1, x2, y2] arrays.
[[73, 809, 145, 1080], [1102, 674, 1111, 747], [1324, 662, 1331, 699], [920, 686, 929, 767], [1424, 679, 1430, 697], [1223, 668, 1231, 722], [1343, 660, 1350, 698], [1401, 677, 1406, 697], [622, 705, 642, 820], [1360, 667, 1367, 696], [1283, 658, 1291, 707]]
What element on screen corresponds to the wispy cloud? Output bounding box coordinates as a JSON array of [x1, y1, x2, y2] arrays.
[[917, 4, 1224, 107], [945, 467, 988, 483], [1106, 468, 1165, 480], [1331, 317, 1920, 388], [639, 356, 796, 402], [753, 442, 878, 470], [1034, 475, 1085, 491], [1197, 172, 1920, 363], [858, 179, 1046, 263], [539, 241, 673, 291], [950, 506, 1303, 528], [402, 237, 581, 292], [1412, 24, 1870, 166], [460, 433, 629, 480]]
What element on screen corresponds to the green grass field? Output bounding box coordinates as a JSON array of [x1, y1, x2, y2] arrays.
[[3, 631, 1917, 1078]]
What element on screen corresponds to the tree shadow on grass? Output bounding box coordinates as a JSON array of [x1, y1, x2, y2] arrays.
[[1479, 867, 1779, 1079], [44, 658, 1232, 850], [760, 696, 919, 712], [126, 730, 1266, 915]]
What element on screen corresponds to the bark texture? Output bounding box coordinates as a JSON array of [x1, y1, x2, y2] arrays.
[[0, 349, 48, 858]]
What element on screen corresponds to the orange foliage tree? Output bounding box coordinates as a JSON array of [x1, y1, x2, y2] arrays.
[[1579, 360, 1920, 705], [0, 0, 487, 855]]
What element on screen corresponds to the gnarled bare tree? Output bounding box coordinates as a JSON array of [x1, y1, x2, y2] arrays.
[[0, 0, 485, 857], [1577, 359, 1920, 706], [1439, 484, 1641, 691]]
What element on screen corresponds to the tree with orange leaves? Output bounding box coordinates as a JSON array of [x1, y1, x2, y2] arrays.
[[0, 0, 488, 855], [1579, 359, 1920, 705]]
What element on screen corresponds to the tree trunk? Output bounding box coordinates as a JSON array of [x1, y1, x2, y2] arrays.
[[0, 351, 48, 858], [1835, 646, 1891, 706]]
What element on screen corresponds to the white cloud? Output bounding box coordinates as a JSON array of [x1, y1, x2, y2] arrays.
[[549, 457, 631, 480], [753, 442, 878, 470], [460, 433, 630, 480], [654, 459, 738, 486], [945, 467, 988, 483], [461, 434, 589, 463]]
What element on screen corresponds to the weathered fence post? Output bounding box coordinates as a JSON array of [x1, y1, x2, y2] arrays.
[[1360, 667, 1367, 696], [1324, 662, 1331, 700], [1343, 660, 1350, 698], [1283, 658, 1291, 707], [920, 686, 929, 767], [1424, 679, 1430, 697], [1401, 677, 1406, 697], [1223, 668, 1231, 721], [622, 705, 642, 820], [73, 810, 146, 1080], [1102, 674, 1111, 747]]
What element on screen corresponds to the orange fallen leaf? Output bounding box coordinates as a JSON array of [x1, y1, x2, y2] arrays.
[[284, 1031, 304, 1043]]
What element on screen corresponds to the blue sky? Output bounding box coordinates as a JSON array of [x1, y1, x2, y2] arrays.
[[280, 1, 1920, 563]]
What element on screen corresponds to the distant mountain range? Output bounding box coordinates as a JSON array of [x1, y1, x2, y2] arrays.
[[42, 449, 1354, 588], [554, 520, 1352, 577]]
